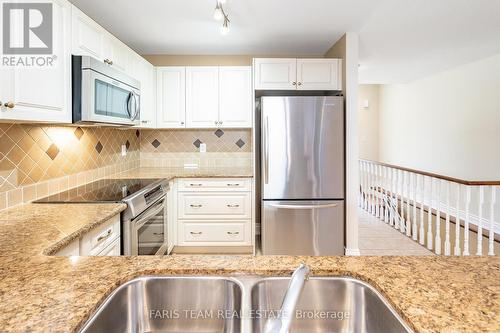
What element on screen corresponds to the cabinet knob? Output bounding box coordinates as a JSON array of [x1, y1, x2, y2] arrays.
[[292, 82, 297, 85], [298, 82, 302, 86], [141, 120, 148, 123], [219, 121, 223, 125], [4, 102, 15, 109], [180, 122, 184, 125]]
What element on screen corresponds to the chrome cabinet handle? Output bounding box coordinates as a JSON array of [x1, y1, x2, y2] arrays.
[[214, 121, 218, 125], [189, 183, 202, 187], [153, 232, 165, 236], [219, 121, 223, 125], [190, 231, 202, 235], [226, 183, 240, 187], [270, 203, 339, 210], [180, 122, 185, 125], [4, 102, 15, 109], [190, 204, 202, 208], [141, 120, 148, 123], [292, 81, 297, 85], [227, 204, 240, 208], [227, 231, 239, 235], [97, 229, 112, 242], [298, 82, 302, 86]]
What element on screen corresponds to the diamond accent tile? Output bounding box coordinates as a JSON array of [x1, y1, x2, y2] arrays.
[[125, 140, 130, 150], [214, 129, 224, 138], [193, 139, 202, 148], [235, 139, 246, 148], [95, 141, 103, 154], [151, 139, 161, 148], [136, 129, 140, 138], [74, 127, 84, 140], [45, 144, 59, 160]]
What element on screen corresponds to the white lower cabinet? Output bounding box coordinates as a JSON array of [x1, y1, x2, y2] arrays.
[[175, 178, 253, 247], [54, 214, 121, 256]]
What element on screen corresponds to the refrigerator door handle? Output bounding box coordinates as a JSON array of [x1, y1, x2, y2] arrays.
[[269, 203, 339, 210], [264, 115, 269, 184]]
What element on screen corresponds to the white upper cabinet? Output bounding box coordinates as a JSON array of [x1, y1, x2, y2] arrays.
[[219, 67, 252, 128], [132, 56, 156, 128], [157, 67, 186, 128], [253, 58, 342, 91], [253, 58, 297, 90], [296, 59, 342, 90], [0, 0, 72, 123], [71, 5, 105, 59], [71, 5, 131, 75], [185, 67, 219, 128]]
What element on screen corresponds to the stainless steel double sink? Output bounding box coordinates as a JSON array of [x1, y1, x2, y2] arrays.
[[79, 276, 414, 333]]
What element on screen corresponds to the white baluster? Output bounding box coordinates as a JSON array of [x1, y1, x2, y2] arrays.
[[376, 165, 381, 219], [406, 171, 412, 237], [434, 180, 441, 255], [369, 163, 374, 215], [362, 162, 368, 210], [394, 170, 400, 230], [444, 182, 451, 256], [384, 166, 389, 223], [476, 186, 484, 256], [454, 183, 461, 256], [463, 186, 471, 256], [390, 168, 396, 226], [358, 161, 362, 207], [427, 177, 433, 250], [488, 187, 497, 256], [419, 175, 425, 245], [399, 170, 405, 233], [412, 173, 418, 241]]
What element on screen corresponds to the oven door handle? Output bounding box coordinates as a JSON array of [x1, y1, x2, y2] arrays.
[[132, 198, 166, 229]]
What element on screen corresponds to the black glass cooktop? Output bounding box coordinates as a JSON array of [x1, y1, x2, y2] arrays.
[[34, 178, 162, 203]]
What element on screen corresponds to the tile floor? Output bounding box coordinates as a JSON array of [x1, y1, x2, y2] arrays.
[[358, 209, 434, 256]]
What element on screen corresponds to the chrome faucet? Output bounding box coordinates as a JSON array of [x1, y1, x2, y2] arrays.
[[263, 263, 311, 333]]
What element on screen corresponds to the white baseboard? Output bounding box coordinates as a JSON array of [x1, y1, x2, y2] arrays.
[[345, 248, 361, 256]]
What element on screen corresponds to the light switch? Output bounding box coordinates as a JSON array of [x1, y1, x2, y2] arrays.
[[199, 143, 207, 153]]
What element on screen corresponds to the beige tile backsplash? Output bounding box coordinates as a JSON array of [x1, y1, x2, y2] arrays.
[[0, 123, 140, 209], [0, 125, 253, 210], [140, 129, 253, 168]]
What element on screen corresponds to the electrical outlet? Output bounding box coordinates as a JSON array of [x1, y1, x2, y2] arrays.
[[199, 143, 207, 153], [121, 144, 127, 156]]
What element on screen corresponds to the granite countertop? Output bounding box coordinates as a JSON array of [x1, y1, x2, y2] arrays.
[[0, 168, 498, 332], [113, 166, 254, 180]]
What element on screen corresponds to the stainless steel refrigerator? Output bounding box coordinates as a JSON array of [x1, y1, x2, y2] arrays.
[[261, 96, 345, 255]]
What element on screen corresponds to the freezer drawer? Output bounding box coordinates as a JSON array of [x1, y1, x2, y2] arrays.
[[262, 200, 344, 255]]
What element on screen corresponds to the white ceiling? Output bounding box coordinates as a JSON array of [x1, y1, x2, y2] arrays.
[[70, 0, 500, 84]]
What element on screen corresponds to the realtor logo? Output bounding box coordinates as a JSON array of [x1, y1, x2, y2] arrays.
[[2, 2, 53, 54]]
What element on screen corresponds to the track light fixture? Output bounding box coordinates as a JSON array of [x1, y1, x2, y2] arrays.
[[213, 0, 230, 34]]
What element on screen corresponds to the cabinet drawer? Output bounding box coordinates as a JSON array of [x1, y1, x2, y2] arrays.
[[178, 178, 251, 192], [138, 223, 164, 244], [179, 222, 251, 245], [178, 193, 251, 219], [80, 214, 120, 255], [97, 238, 121, 256]]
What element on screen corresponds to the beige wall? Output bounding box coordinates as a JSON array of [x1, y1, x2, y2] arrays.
[[358, 85, 380, 160], [325, 33, 360, 255], [378, 53, 500, 180]]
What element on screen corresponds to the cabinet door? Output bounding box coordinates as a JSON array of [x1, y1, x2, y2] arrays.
[[253, 58, 297, 90], [71, 5, 104, 59], [102, 34, 130, 73], [156, 67, 186, 128], [98, 238, 121, 256], [134, 57, 156, 128], [219, 67, 252, 128], [185, 67, 219, 128], [296, 59, 342, 90], [0, 0, 72, 123]]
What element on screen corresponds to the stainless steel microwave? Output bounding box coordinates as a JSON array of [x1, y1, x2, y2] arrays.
[[72, 55, 140, 126]]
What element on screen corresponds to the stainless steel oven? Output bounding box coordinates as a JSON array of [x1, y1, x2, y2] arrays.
[[122, 181, 170, 256], [72, 55, 140, 126]]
